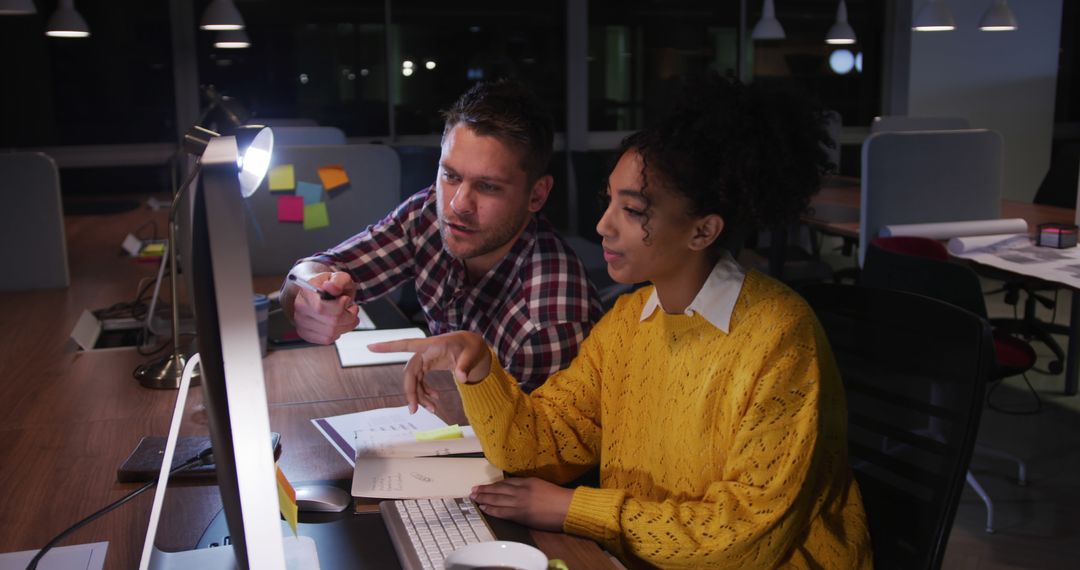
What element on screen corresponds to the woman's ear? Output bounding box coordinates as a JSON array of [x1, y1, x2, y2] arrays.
[[689, 214, 724, 251]]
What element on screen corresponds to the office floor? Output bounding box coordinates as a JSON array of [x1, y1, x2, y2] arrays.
[[809, 239, 1080, 570]]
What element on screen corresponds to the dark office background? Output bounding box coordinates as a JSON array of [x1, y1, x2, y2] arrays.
[[0, 0, 1074, 197]]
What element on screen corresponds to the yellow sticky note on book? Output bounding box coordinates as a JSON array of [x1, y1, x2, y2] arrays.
[[276, 464, 299, 537], [415, 424, 464, 441]]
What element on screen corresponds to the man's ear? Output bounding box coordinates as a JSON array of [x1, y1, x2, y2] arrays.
[[688, 214, 725, 251], [527, 174, 554, 213]]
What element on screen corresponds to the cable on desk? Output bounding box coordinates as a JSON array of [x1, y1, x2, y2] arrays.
[[24, 448, 214, 570]]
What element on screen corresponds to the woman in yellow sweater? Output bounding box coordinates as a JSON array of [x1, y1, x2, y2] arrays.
[[371, 74, 871, 569]]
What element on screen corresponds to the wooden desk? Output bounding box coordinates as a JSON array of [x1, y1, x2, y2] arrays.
[[805, 182, 1080, 396], [0, 202, 612, 568], [805, 179, 1076, 239]]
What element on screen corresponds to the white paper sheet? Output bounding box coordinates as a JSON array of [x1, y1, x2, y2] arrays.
[[946, 233, 1031, 255], [334, 327, 427, 367], [0, 541, 108, 570], [351, 456, 503, 499], [949, 235, 1080, 289], [311, 406, 450, 466]]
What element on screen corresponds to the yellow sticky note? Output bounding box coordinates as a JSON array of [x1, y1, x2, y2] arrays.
[[269, 164, 296, 192], [140, 242, 165, 256], [317, 164, 349, 191], [275, 464, 298, 537], [415, 424, 464, 441], [303, 202, 330, 230]]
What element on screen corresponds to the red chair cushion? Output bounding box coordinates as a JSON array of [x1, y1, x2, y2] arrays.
[[992, 330, 1037, 378], [872, 236, 950, 261]]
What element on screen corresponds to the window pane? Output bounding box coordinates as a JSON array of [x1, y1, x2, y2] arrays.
[[197, 4, 389, 136], [0, 1, 176, 146], [588, 0, 740, 131], [390, 0, 566, 135]]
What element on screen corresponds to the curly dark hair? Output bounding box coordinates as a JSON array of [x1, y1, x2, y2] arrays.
[[442, 79, 555, 183], [616, 73, 835, 255]]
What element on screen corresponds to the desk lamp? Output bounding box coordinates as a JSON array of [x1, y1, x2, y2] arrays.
[[135, 125, 273, 389]]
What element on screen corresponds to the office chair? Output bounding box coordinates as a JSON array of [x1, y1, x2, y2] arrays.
[[861, 236, 1033, 533], [983, 141, 1080, 379], [803, 283, 993, 570]]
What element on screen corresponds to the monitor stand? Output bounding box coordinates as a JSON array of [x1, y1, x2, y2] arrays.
[[148, 537, 318, 569]]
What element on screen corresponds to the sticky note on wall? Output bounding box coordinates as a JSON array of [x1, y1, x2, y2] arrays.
[[317, 165, 349, 191], [304, 202, 330, 230], [278, 195, 304, 222], [296, 181, 323, 205], [269, 165, 296, 192]]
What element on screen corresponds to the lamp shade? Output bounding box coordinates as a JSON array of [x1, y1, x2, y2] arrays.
[[200, 0, 244, 31], [45, 0, 89, 37], [0, 0, 36, 15], [215, 28, 251, 48], [980, 0, 1018, 31], [913, 0, 956, 32], [825, 0, 857, 45], [234, 125, 274, 197], [751, 0, 785, 40]]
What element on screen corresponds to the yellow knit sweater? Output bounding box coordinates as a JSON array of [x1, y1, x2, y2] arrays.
[[458, 271, 872, 569]]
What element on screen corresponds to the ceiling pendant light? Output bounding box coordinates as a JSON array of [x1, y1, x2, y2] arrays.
[[913, 0, 956, 32], [45, 0, 90, 38], [752, 0, 785, 41], [979, 0, 1018, 31], [200, 0, 245, 31], [215, 29, 251, 49], [826, 0, 857, 45], [0, 0, 36, 15]]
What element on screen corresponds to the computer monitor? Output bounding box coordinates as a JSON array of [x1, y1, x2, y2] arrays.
[[141, 134, 318, 569]]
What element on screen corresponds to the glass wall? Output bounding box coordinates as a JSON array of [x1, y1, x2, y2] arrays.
[[0, 0, 176, 147]]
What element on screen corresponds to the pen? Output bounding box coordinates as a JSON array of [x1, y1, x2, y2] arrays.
[[288, 274, 339, 301]]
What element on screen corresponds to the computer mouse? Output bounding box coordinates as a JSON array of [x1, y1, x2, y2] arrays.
[[294, 484, 351, 513]]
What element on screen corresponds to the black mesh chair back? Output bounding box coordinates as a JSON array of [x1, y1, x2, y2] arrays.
[[803, 284, 993, 570], [861, 237, 988, 317]]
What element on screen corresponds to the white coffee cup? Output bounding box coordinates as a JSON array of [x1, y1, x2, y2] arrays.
[[443, 541, 548, 570]]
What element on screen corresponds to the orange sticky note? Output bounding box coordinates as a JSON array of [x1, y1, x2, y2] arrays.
[[317, 164, 349, 191], [276, 464, 299, 537]]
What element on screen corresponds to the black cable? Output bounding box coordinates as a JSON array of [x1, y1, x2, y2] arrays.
[[986, 372, 1043, 416], [25, 449, 214, 570]]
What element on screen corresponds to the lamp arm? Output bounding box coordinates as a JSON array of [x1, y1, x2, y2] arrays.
[[167, 159, 203, 385]]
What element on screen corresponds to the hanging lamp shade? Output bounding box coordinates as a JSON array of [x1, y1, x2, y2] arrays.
[[913, 0, 956, 32], [826, 0, 857, 45], [215, 28, 251, 49], [979, 0, 1018, 31], [0, 0, 36, 15], [45, 0, 90, 38], [751, 0, 785, 41], [200, 0, 245, 31]]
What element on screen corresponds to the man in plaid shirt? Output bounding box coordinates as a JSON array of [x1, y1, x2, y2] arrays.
[[281, 80, 603, 392]]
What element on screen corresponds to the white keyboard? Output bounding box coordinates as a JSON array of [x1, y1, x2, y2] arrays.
[[380, 497, 496, 570]]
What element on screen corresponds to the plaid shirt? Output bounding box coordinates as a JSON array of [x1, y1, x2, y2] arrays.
[[303, 187, 603, 392]]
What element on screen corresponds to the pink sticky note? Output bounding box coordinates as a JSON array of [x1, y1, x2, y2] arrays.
[[277, 195, 304, 223]]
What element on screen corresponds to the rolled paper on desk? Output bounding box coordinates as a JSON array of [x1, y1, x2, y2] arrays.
[[879, 218, 1028, 240], [946, 233, 1030, 255]]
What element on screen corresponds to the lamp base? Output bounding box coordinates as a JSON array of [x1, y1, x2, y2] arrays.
[[135, 353, 201, 390]]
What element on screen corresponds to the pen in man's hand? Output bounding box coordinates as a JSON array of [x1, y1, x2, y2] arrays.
[[288, 273, 340, 301]]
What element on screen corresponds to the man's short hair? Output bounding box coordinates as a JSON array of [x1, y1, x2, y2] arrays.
[[442, 79, 555, 183]]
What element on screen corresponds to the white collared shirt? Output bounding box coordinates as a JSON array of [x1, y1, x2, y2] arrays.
[[639, 252, 747, 333]]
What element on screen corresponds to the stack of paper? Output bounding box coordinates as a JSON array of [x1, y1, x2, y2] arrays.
[[311, 406, 502, 500]]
